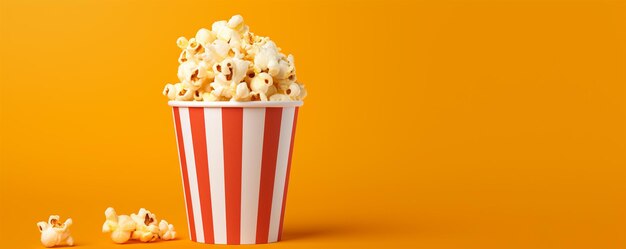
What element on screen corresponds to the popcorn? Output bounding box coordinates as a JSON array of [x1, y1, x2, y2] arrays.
[[102, 207, 136, 243], [175, 88, 194, 101], [212, 20, 232, 42], [297, 84, 307, 100], [231, 58, 251, 84], [186, 38, 203, 55], [37, 215, 74, 248], [269, 93, 290, 101], [275, 59, 293, 80], [178, 50, 190, 63], [163, 14, 307, 102], [130, 208, 159, 242], [214, 58, 233, 77], [202, 91, 219, 101], [233, 82, 252, 101], [254, 41, 280, 75], [212, 39, 230, 59], [158, 220, 177, 240], [176, 37, 188, 50], [177, 61, 198, 84], [102, 207, 176, 243], [163, 84, 177, 99], [209, 75, 232, 99], [197, 61, 212, 79], [250, 72, 274, 101], [287, 83, 302, 99], [227, 15, 244, 29], [195, 28, 215, 45], [193, 90, 203, 101]]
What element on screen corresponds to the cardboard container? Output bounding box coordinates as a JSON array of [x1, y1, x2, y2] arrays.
[[169, 100, 302, 244]]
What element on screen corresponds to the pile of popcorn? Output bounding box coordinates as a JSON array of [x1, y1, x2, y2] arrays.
[[36, 208, 176, 247], [163, 14, 307, 102], [102, 207, 176, 244]]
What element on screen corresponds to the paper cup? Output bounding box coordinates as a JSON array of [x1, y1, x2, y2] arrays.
[[168, 100, 302, 244]]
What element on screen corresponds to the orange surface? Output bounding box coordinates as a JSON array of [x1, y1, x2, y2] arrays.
[[1, 0, 625, 248]]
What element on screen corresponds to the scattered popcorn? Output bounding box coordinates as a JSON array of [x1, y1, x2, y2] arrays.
[[102, 207, 176, 243], [163, 14, 307, 102], [37, 215, 74, 247]]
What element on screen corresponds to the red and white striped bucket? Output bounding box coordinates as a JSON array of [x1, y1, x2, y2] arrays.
[[169, 101, 302, 244]]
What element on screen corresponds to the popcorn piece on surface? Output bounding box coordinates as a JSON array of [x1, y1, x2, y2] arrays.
[[163, 14, 306, 102], [103, 207, 176, 243], [37, 215, 74, 247], [130, 208, 160, 242], [102, 207, 136, 244], [158, 220, 177, 240]]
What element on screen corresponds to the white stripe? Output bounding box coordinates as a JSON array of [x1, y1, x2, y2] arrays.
[[268, 107, 295, 242], [172, 108, 193, 241], [204, 108, 227, 244], [240, 108, 266, 244], [179, 107, 205, 243]]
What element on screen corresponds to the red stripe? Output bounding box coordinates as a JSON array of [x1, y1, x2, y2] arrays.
[[222, 108, 243, 245], [277, 107, 299, 241], [173, 107, 197, 242], [189, 107, 215, 243], [256, 107, 283, 243]]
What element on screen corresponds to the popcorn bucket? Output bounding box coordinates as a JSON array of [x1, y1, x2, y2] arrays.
[[169, 101, 302, 244]]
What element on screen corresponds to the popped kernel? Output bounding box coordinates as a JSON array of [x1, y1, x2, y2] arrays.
[[159, 220, 177, 240], [37, 215, 74, 248], [269, 93, 290, 101], [212, 39, 230, 59], [176, 37, 188, 49], [163, 83, 177, 100], [250, 72, 273, 101], [175, 88, 194, 101], [102, 207, 136, 244], [287, 83, 301, 99], [202, 91, 219, 101], [232, 82, 252, 101], [130, 208, 159, 242], [195, 28, 214, 45], [227, 14, 244, 29]]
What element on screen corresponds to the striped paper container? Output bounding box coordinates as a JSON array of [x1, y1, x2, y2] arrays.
[[169, 100, 302, 244]]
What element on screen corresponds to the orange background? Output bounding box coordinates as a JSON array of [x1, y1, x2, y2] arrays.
[[1, 0, 625, 248]]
